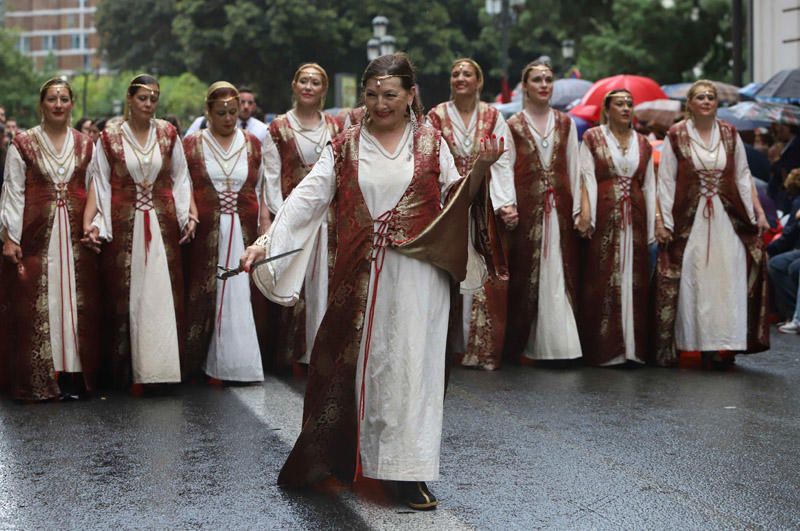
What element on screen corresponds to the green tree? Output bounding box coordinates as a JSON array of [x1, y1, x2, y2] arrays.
[[96, 0, 186, 74], [0, 29, 45, 126]]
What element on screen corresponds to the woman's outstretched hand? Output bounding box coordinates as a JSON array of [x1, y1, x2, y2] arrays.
[[240, 244, 267, 273]]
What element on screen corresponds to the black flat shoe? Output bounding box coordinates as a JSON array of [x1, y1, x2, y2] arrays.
[[396, 481, 438, 511]]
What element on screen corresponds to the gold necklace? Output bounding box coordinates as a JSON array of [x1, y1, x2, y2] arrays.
[[203, 132, 245, 187], [691, 141, 721, 172], [122, 123, 157, 176], [35, 128, 75, 180], [204, 130, 246, 170]]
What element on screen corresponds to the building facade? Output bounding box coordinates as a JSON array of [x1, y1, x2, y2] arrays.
[[4, 0, 101, 73], [751, 0, 800, 82]]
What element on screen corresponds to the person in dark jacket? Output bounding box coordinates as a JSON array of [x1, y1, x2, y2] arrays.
[[767, 168, 800, 331]]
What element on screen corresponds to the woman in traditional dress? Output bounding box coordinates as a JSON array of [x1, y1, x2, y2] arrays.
[[262, 63, 341, 367], [182, 82, 269, 382], [653, 80, 769, 368], [0, 78, 101, 400], [83, 74, 197, 389], [242, 53, 504, 509], [504, 60, 589, 363], [428, 58, 517, 370], [578, 89, 656, 366]]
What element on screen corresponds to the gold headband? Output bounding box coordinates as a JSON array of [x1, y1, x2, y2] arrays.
[[39, 77, 71, 96], [130, 83, 159, 96], [205, 81, 239, 106], [373, 74, 411, 87], [531, 65, 553, 73], [298, 69, 324, 79], [694, 90, 716, 98]]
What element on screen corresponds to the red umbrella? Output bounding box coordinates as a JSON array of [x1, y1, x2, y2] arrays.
[[569, 75, 668, 123]]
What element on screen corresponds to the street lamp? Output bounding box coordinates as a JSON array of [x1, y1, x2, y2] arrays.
[[367, 37, 380, 61], [372, 16, 388, 38], [367, 15, 395, 61], [379, 35, 396, 56], [561, 39, 575, 61]]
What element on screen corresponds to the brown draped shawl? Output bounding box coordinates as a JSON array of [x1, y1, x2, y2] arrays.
[[278, 122, 491, 487]]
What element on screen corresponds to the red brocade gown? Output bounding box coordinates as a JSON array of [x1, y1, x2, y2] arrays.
[[0, 127, 101, 400]]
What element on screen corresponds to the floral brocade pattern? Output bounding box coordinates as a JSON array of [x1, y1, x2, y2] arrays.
[[269, 114, 341, 366], [504, 110, 578, 361], [1, 130, 100, 400], [653, 120, 769, 365], [100, 119, 185, 387], [182, 132, 263, 377], [429, 102, 507, 370], [278, 123, 446, 487], [580, 128, 651, 365]]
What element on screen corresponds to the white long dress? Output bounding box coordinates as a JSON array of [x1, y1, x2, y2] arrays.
[[579, 126, 657, 365], [254, 125, 461, 481], [508, 109, 583, 360], [262, 110, 330, 364], [658, 120, 756, 351], [0, 127, 83, 373], [442, 102, 517, 353], [90, 120, 191, 384], [200, 129, 264, 382]]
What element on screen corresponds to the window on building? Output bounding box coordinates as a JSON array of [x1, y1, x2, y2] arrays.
[[17, 36, 30, 53], [66, 14, 77, 27], [70, 34, 83, 49], [42, 35, 56, 51]]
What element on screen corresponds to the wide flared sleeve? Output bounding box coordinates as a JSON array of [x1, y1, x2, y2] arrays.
[[89, 138, 113, 241], [0, 145, 27, 244], [262, 134, 284, 215], [170, 139, 191, 230], [643, 155, 657, 244], [252, 144, 336, 305], [489, 114, 516, 210], [578, 141, 598, 228], [733, 135, 756, 224], [566, 119, 581, 221], [657, 136, 678, 232]]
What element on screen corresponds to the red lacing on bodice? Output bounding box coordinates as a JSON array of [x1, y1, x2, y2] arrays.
[[215, 190, 240, 337], [698, 170, 721, 266], [136, 182, 155, 264], [542, 171, 557, 259], [354, 208, 395, 482], [219, 191, 238, 215], [617, 175, 633, 272]]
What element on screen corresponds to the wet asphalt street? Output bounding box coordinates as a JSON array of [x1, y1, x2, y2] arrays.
[[1, 331, 799, 530]]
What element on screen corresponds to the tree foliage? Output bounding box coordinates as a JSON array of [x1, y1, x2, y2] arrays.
[[0, 30, 47, 125], [93, 0, 739, 113]]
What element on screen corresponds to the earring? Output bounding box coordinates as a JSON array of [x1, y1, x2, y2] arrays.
[[408, 102, 418, 134]]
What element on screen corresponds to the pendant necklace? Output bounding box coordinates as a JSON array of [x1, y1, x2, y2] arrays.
[[525, 109, 554, 149], [36, 128, 75, 181], [608, 126, 633, 175], [289, 111, 328, 155], [449, 102, 477, 151], [122, 123, 158, 177]]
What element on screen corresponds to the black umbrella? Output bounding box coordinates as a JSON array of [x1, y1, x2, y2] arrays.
[[754, 69, 800, 104]]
